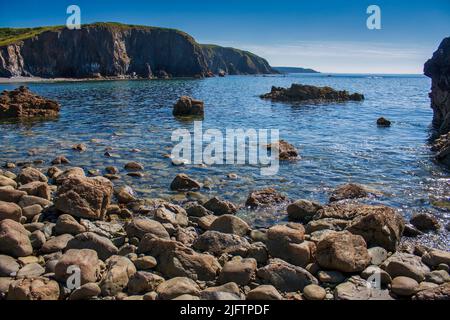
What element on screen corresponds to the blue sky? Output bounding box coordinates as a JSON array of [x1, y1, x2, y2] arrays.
[[1, 0, 449, 73]]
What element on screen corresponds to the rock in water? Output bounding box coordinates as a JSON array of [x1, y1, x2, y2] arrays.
[[0, 86, 60, 119], [245, 188, 287, 208], [173, 96, 204, 116], [266, 140, 299, 160], [260, 84, 364, 103], [377, 117, 391, 127]]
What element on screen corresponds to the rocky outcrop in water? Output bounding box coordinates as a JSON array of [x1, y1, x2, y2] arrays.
[[260, 84, 364, 104], [424, 37, 450, 166], [0, 23, 277, 79], [0, 86, 60, 119]]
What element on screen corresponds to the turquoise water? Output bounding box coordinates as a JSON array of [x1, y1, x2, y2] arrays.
[[0, 73, 448, 248]]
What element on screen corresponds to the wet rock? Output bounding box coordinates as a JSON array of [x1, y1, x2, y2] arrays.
[[170, 174, 201, 191], [127, 271, 164, 295], [412, 283, 450, 300], [218, 258, 257, 286], [303, 284, 326, 300], [66, 232, 118, 261], [246, 285, 282, 300], [41, 234, 74, 253], [203, 197, 238, 215], [99, 255, 136, 296], [55, 249, 102, 285], [138, 237, 221, 281], [0, 86, 60, 119], [0, 201, 22, 222], [381, 252, 430, 282], [55, 214, 86, 235], [0, 255, 20, 276], [54, 175, 113, 220], [124, 162, 144, 171], [69, 283, 101, 300], [329, 183, 372, 202], [410, 213, 440, 232], [157, 277, 200, 300], [316, 231, 370, 273], [287, 199, 322, 222], [16, 167, 48, 185], [245, 188, 287, 208], [391, 276, 419, 296], [209, 214, 250, 236], [125, 218, 170, 240], [266, 140, 299, 160], [0, 219, 33, 257], [193, 230, 250, 256], [257, 258, 318, 292], [0, 176, 17, 188], [0, 188, 26, 203], [172, 96, 204, 117], [377, 117, 391, 127], [260, 84, 364, 103], [7, 277, 60, 300], [16, 262, 45, 278], [19, 181, 51, 200], [422, 249, 450, 267]]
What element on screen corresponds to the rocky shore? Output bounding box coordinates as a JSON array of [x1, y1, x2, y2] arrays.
[[0, 154, 449, 300]]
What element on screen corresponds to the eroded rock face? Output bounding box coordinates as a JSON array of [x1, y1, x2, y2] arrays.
[[54, 175, 113, 220], [173, 96, 204, 116], [0, 86, 60, 119], [260, 84, 364, 103]]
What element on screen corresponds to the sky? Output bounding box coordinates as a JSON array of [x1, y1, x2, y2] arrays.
[[0, 0, 449, 74]]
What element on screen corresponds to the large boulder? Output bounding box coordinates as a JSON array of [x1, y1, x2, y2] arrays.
[[55, 214, 86, 235], [329, 183, 371, 202], [334, 276, 393, 300], [413, 283, 450, 300], [380, 252, 431, 282], [18, 181, 51, 200], [54, 175, 113, 220], [422, 249, 450, 267], [287, 199, 322, 222], [316, 231, 370, 273], [16, 167, 48, 184], [0, 219, 33, 257], [41, 234, 74, 254], [99, 255, 136, 296], [138, 237, 221, 281], [0, 86, 60, 119], [7, 277, 60, 300], [127, 271, 164, 295], [0, 254, 20, 276], [54, 249, 102, 285], [209, 214, 250, 236], [65, 232, 118, 261], [0, 188, 27, 203], [193, 230, 250, 256], [203, 197, 238, 215], [0, 201, 22, 222], [170, 174, 201, 191], [218, 258, 257, 286], [125, 218, 170, 240], [172, 96, 204, 116], [157, 277, 200, 300]]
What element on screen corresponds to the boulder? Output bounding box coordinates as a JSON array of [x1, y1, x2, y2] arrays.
[[22, 204, 43, 220], [55, 214, 86, 235], [218, 258, 257, 286], [133, 256, 157, 270], [66, 232, 118, 261], [172, 96, 204, 116], [391, 276, 419, 296], [16, 262, 45, 278], [99, 255, 136, 296], [303, 284, 326, 300], [377, 117, 391, 127], [334, 276, 393, 300], [157, 277, 200, 300], [381, 252, 430, 282], [0, 219, 33, 257], [170, 174, 201, 191], [246, 285, 282, 300], [203, 197, 238, 215], [329, 183, 371, 202], [18, 195, 51, 208], [41, 234, 74, 253], [410, 213, 440, 231], [266, 140, 299, 160], [7, 277, 60, 300], [412, 283, 450, 300], [125, 218, 170, 240], [193, 230, 250, 256], [124, 162, 144, 171], [0, 201, 22, 221], [69, 283, 101, 300], [422, 249, 450, 267], [316, 231, 370, 273], [127, 271, 164, 295], [201, 282, 242, 300], [154, 207, 188, 227], [245, 188, 287, 208], [0, 176, 17, 188], [209, 214, 250, 236], [287, 199, 322, 221], [0, 254, 20, 276], [18, 181, 51, 200], [54, 175, 113, 220], [0, 188, 26, 203], [54, 249, 102, 285], [16, 167, 48, 184]]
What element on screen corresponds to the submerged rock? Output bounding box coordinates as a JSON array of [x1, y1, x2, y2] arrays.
[[173, 96, 204, 116], [245, 188, 287, 208]]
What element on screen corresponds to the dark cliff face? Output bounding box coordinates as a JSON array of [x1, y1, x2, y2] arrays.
[[201, 44, 276, 75], [424, 37, 450, 135], [0, 24, 276, 78]]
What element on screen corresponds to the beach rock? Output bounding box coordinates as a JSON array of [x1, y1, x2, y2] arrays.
[[193, 230, 250, 256], [260, 84, 364, 103], [287, 199, 322, 221], [41, 234, 74, 253], [170, 174, 201, 191], [30, 230, 46, 249], [99, 255, 136, 296], [377, 117, 391, 127], [54, 175, 113, 220], [422, 249, 450, 267], [54, 249, 102, 285], [66, 232, 118, 261], [139, 237, 221, 281], [201, 282, 241, 300], [72, 143, 87, 152], [410, 213, 440, 231], [0, 255, 20, 276], [413, 283, 450, 300], [303, 284, 326, 300], [0, 86, 60, 119], [0, 176, 17, 188], [0, 188, 26, 203], [172, 96, 204, 116], [185, 203, 212, 217], [391, 276, 419, 296], [209, 214, 250, 236], [246, 285, 282, 300], [245, 188, 287, 208], [69, 283, 101, 300], [18, 195, 51, 208], [54, 168, 86, 186], [218, 258, 257, 285], [361, 265, 392, 285], [114, 186, 136, 204], [305, 218, 349, 233], [133, 256, 157, 270], [22, 204, 42, 220], [316, 231, 370, 273], [329, 183, 371, 202], [368, 247, 388, 266], [18, 181, 51, 200], [257, 258, 318, 292], [125, 218, 170, 240], [334, 276, 392, 300], [266, 140, 299, 160], [195, 215, 217, 230], [7, 277, 60, 300], [0, 219, 32, 257], [16, 167, 48, 185], [154, 207, 188, 227], [16, 262, 45, 278], [381, 252, 430, 282], [203, 197, 238, 215], [127, 271, 164, 295], [157, 277, 200, 300], [0, 201, 22, 221], [55, 214, 86, 235], [124, 162, 144, 171], [317, 270, 347, 284]]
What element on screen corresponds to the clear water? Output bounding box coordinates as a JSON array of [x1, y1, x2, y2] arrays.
[[0, 74, 449, 249]]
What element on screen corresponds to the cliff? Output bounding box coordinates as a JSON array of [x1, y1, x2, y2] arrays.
[[201, 44, 276, 75], [424, 37, 450, 166], [0, 23, 276, 78], [273, 66, 319, 74]]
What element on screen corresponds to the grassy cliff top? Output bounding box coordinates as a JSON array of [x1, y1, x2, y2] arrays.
[[0, 22, 190, 46], [201, 43, 260, 58]]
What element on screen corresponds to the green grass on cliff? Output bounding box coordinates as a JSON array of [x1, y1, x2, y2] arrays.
[[0, 22, 190, 46]]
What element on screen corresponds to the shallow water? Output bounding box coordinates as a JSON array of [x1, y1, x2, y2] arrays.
[[0, 73, 449, 249]]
